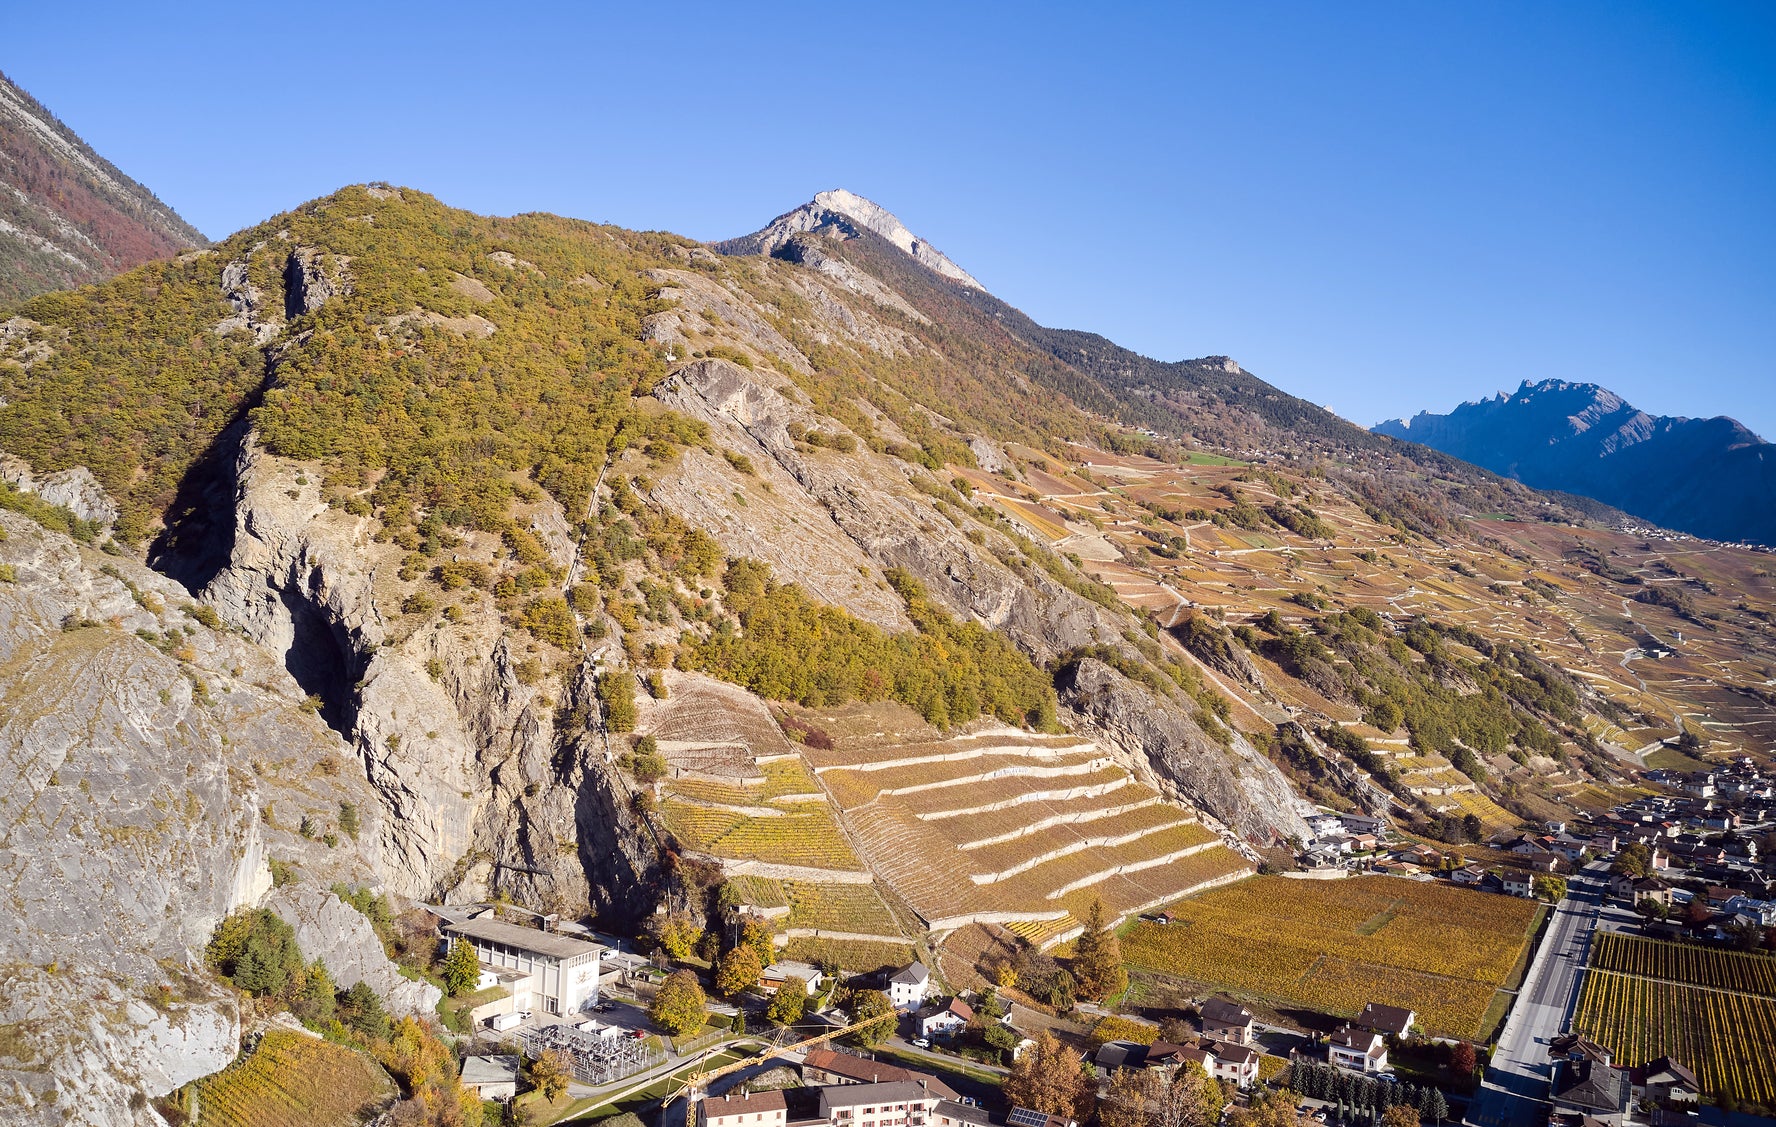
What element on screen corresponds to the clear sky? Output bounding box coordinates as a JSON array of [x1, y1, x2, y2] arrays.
[[8, 2, 1774, 438]]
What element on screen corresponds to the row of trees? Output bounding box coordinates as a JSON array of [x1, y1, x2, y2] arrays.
[[1289, 1062, 1450, 1122]]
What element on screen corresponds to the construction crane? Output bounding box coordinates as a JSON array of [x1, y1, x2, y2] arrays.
[[659, 1012, 895, 1126]]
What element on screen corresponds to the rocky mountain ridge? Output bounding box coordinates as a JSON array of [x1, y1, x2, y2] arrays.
[[0, 178, 1734, 1124], [0, 72, 206, 304], [1375, 378, 1776, 545]]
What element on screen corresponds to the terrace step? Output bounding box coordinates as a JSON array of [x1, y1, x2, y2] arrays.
[[957, 793, 1163, 849], [969, 815, 1201, 885], [811, 739, 1099, 775], [916, 772, 1135, 819], [1041, 839, 1225, 899], [876, 757, 1115, 797]]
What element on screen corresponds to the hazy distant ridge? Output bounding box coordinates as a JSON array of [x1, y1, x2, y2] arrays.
[[1375, 379, 1776, 545]]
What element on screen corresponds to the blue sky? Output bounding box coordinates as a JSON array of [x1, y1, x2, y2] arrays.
[[9, 2, 1774, 437]]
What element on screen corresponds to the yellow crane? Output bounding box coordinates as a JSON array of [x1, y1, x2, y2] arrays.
[[660, 1012, 895, 1124]]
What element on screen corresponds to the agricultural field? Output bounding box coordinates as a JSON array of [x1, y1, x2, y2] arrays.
[[1574, 934, 1776, 1104], [1589, 932, 1776, 995], [785, 935, 916, 972], [782, 880, 906, 936], [658, 800, 861, 870], [187, 1030, 395, 1127], [1121, 875, 1541, 1037]]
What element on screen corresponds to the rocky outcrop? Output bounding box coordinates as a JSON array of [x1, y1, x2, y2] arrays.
[[0, 508, 388, 1125], [262, 885, 439, 1015], [182, 429, 660, 924], [654, 358, 1123, 664], [0, 456, 118, 528], [1058, 658, 1310, 846]]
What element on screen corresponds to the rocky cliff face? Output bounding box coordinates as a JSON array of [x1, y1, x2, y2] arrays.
[[179, 430, 661, 924], [1059, 659, 1309, 845], [0, 507, 424, 1126], [1375, 379, 1776, 544], [0, 71, 206, 305]]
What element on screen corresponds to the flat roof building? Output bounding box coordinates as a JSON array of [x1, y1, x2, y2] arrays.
[[443, 915, 604, 1018]]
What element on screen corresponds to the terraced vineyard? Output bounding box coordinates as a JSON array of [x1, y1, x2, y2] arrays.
[[658, 802, 861, 869], [188, 1030, 394, 1127], [1122, 875, 1540, 1037], [1574, 933, 1776, 1102], [797, 701, 1252, 942]]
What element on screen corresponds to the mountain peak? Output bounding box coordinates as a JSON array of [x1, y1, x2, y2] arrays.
[[716, 188, 983, 290]]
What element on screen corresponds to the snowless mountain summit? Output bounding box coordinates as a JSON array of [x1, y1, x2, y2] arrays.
[[716, 187, 984, 290]]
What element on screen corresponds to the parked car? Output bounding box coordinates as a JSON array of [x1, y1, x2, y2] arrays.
[[913, 1038, 932, 1048]]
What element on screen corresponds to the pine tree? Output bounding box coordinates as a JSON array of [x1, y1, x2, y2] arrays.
[[1070, 898, 1126, 1001], [1425, 1090, 1449, 1125]]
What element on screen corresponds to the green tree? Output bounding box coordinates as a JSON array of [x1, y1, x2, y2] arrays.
[[655, 914, 703, 960], [1612, 842, 1652, 879], [339, 980, 390, 1039], [599, 670, 638, 732], [1070, 898, 1126, 1001], [714, 946, 762, 999], [442, 938, 481, 996], [847, 988, 897, 1047], [1532, 875, 1567, 902], [232, 912, 303, 997], [1636, 897, 1669, 922], [338, 801, 360, 839], [649, 969, 708, 1036], [738, 917, 777, 967], [293, 960, 338, 1026], [767, 977, 807, 1025]]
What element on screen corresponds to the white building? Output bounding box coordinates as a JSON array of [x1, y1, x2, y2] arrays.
[[461, 1055, 520, 1100], [442, 915, 604, 1018], [1328, 1026, 1389, 1074], [888, 962, 931, 1009]]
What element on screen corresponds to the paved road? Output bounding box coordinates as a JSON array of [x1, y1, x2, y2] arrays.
[[1466, 862, 1609, 1127]]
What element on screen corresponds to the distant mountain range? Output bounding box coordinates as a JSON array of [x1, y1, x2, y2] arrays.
[[1375, 380, 1776, 545], [0, 71, 206, 304]]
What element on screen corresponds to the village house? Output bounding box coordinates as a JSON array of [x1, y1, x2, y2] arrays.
[[1452, 864, 1489, 887], [919, 997, 974, 1039], [1200, 998, 1256, 1044], [819, 1080, 945, 1127], [803, 1050, 959, 1097], [461, 1055, 520, 1100], [1550, 1058, 1631, 1125], [1205, 1040, 1260, 1087], [1503, 872, 1534, 898], [760, 961, 826, 996], [1328, 1025, 1389, 1074], [700, 1090, 789, 1127], [1356, 1002, 1415, 1039], [887, 962, 931, 1010], [1637, 1058, 1700, 1105]]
